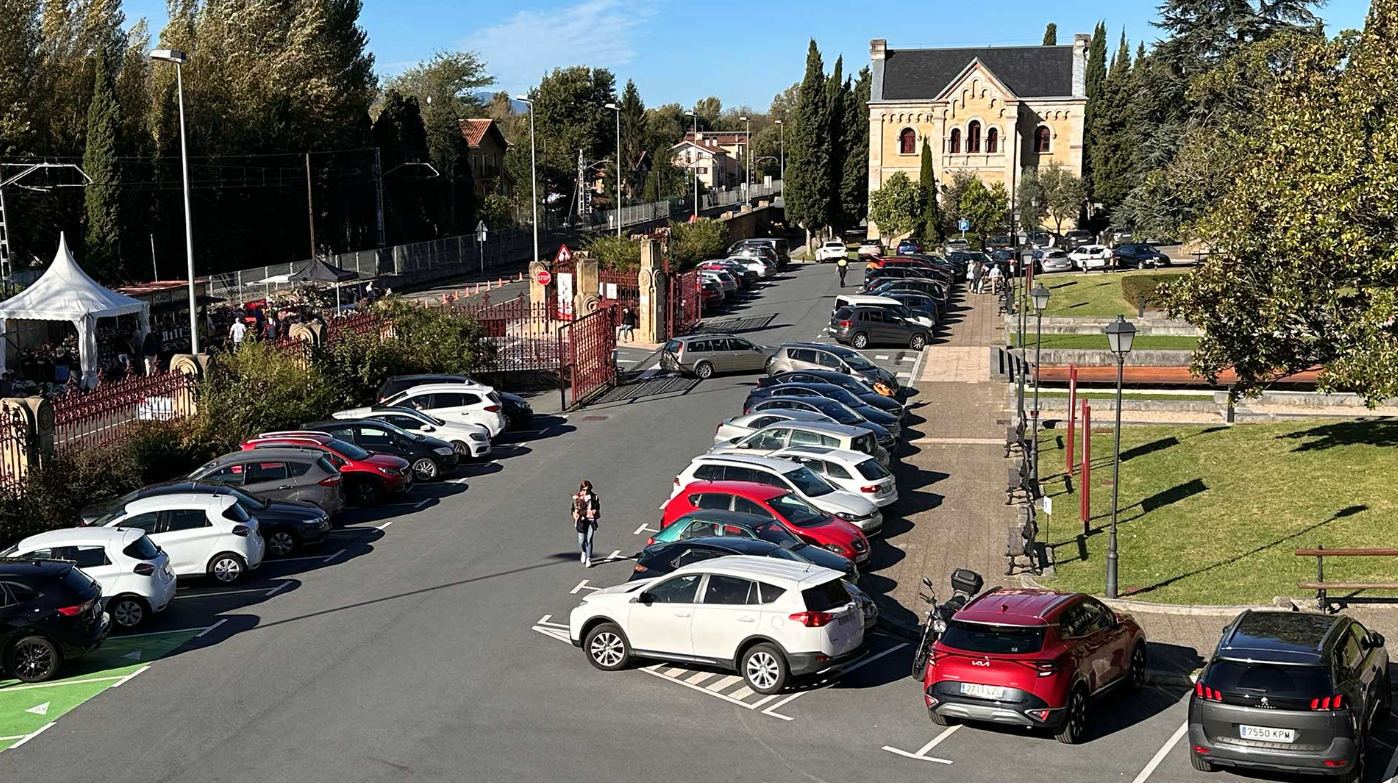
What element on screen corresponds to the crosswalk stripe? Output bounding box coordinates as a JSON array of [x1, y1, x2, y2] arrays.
[[706, 675, 741, 692], [685, 671, 717, 685], [874, 354, 890, 360], [729, 685, 755, 699], [663, 666, 690, 677]]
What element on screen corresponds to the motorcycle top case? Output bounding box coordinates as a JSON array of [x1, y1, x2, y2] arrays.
[[950, 568, 984, 597]]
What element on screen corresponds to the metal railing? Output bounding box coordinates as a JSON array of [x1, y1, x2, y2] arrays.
[[52, 371, 198, 454]]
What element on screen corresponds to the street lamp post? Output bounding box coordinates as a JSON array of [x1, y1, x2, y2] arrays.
[[739, 116, 751, 191], [1030, 284, 1051, 485], [1103, 314, 1137, 599], [514, 95, 539, 263], [685, 109, 699, 216], [150, 48, 199, 355], [604, 102, 621, 236], [774, 120, 784, 184]]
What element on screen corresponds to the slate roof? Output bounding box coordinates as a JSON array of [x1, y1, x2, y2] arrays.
[[881, 45, 1075, 100]]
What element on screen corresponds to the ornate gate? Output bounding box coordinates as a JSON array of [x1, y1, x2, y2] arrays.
[[559, 307, 617, 408], [665, 269, 701, 339]]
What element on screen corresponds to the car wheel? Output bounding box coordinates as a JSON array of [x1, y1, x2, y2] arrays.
[[208, 552, 247, 584], [1127, 642, 1147, 692], [452, 440, 471, 457], [695, 361, 714, 380], [741, 643, 789, 695], [350, 478, 382, 506], [266, 528, 297, 558], [1189, 752, 1214, 772], [583, 623, 630, 671], [910, 333, 927, 350], [6, 635, 61, 683], [1054, 686, 1089, 744], [851, 333, 869, 349], [411, 457, 439, 481], [109, 595, 149, 630]]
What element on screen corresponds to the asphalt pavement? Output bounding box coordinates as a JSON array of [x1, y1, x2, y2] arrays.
[[3, 261, 1396, 783]]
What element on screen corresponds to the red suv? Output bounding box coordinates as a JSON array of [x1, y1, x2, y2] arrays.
[[241, 432, 412, 505], [661, 481, 870, 567], [922, 588, 1146, 744]]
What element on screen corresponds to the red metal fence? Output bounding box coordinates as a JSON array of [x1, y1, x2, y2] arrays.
[[324, 311, 384, 343], [561, 307, 617, 407], [599, 268, 640, 309], [666, 269, 702, 338], [52, 371, 199, 455], [452, 295, 567, 373]]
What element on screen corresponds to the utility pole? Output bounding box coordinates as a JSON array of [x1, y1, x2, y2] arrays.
[[305, 152, 316, 259], [150, 234, 158, 280], [373, 147, 385, 247]]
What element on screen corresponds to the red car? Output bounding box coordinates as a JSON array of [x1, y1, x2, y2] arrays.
[[660, 480, 870, 567], [922, 588, 1146, 744], [241, 432, 412, 505]]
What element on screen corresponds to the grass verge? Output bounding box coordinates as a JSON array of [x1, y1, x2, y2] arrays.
[[1034, 419, 1398, 605], [1011, 333, 1200, 351], [1040, 269, 1190, 318]]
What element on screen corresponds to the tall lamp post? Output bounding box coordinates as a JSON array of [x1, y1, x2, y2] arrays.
[[604, 101, 621, 235], [774, 119, 784, 183], [739, 115, 751, 191], [1030, 284, 1051, 484], [685, 109, 699, 216], [1103, 314, 1137, 598], [514, 94, 539, 263], [150, 49, 199, 354]]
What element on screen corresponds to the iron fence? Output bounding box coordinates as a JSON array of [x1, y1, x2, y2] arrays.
[[0, 407, 28, 497], [52, 371, 198, 454]]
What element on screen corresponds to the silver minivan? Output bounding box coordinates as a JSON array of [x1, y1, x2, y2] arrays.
[[661, 334, 769, 379]]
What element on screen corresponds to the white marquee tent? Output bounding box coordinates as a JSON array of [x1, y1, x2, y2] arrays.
[[0, 233, 151, 387]]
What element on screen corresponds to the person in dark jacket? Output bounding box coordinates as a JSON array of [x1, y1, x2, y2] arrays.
[[572, 480, 600, 568], [142, 330, 162, 375]]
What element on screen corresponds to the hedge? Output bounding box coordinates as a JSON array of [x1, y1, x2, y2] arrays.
[[1120, 274, 1179, 310]]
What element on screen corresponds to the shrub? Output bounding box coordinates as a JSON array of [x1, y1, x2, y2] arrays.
[[667, 218, 728, 269], [584, 234, 643, 271], [1120, 274, 1179, 310], [190, 340, 337, 454], [372, 297, 494, 375]]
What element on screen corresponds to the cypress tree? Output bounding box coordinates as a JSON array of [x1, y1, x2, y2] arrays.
[[83, 52, 123, 282], [1042, 23, 1058, 46], [1091, 31, 1134, 211], [838, 67, 871, 232], [786, 39, 833, 244], [825, 55, 844, 232], [618, 79, 647, 199], [917, 139, 942, 240], [1082, 22, 1108, 199]]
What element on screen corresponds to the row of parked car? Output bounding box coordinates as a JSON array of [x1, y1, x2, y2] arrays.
[[698, 238, 791, 308], [0, 373, 535, 682]]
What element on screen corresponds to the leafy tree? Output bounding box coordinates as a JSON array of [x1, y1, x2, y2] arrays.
[[693, 95, 722, 130], [1038, 163, 1085, 235], [422, 88, 476, 235], [769, 82, 799, 123], [372, 90, 435, 244], [667, 218, 726, 268], [83, 51, 123, 281], [1015, 167, 1047, 232], [381, 50, 492, 119], [531, 66, 617, 218], [867, 172, 923, 240], [837, 66, 871, 233], [938, 170, 977, 237], [957, 177, 1008, 246], [916, 139, 942, 240], [786, 40, 833, 243], [1082, 21, 1107, 198], [1042, 23, 1058, 45], [0, 0, 41, 156], [584, 234, 642, 271]]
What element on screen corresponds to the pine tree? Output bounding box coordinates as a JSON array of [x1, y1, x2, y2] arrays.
[[1082, 21, 1107, 199], [786, 40, 833, 244], [372, 90, 434, 244], [1043, 23, 1058, 45], [917, 139, 942, 240], [618, 79, 647, 199], [838, 67, 871, 232], [1090, 31, 1134, 212], [83, 51, 123, 281]]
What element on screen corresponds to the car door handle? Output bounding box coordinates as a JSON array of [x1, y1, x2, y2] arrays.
[[737, 616, 756, 623], [277, 485, 293, 490], [674, 611, 691, 618]]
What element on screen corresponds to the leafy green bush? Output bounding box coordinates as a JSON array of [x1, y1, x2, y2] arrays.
[[190, 340, 337, 454], [667, 218, 728, 269], [372, 297, 494, 375], [584, 234, 643, 271], [1121, 274, 1179, 309]]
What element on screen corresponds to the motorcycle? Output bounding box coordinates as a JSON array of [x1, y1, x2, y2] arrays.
[[910, 568, 985, 678]]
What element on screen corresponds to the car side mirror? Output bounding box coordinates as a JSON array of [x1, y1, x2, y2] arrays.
[[422, 425, 435, 432], [632, 593, 653, 605], [1371, 632, 1385, 649]]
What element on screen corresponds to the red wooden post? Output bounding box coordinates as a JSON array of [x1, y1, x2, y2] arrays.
[[1080, 399, 1091, 534], [1066, 363, 1077, 474]]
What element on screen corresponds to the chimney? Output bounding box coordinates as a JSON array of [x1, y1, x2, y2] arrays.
[[870, 39, 887, 60], [1072, 34, 1089, 98]]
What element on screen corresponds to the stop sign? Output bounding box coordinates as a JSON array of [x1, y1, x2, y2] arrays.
[[535, 269, 553, 286]]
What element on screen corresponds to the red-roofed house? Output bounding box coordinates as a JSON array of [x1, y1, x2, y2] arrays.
[[670, 136, 741, 190], [459, 118, 512, 198]]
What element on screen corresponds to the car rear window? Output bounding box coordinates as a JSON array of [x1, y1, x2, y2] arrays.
[[60, 566, 100, 597], [802, 579, 851, 612], [122, 535, 161, 561], [833, 307, 853, 320], [1205, 660, 1332, 699], [223, 502, 251, 522], [855, 458, 889, 480], [941, 621, 1047, 654]]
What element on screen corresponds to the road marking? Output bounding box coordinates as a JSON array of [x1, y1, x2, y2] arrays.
[[900, 356, 917, 363], [897, 372, 911, 379], [875, 354, 891, 360], [729, 685, 754, 699], [9, 722, 54, 748], [24, 703, 48, 716], [569, 580, 599, 594], [446, 477, 471, 484], [0, 734, 25, 741], [322, 548, 345, 563], [705, 675, 741, 692], [272, 548, 345, 564], [120, 622, 218, 640], [123, 651, 142, 661], [530, 625, 570, 643], [762, 642, 909, 720], [1129, 720, 1189, 783], [633, 523, 659, 535], [195, 619, 228, 638], [173, 586, 280, 600], [534, 615, 569, 630], [375, 520, 395, 530], [109, 665, 150, 689], [412, 498, 430, 510], [907, 333, 930, 383], [882, 724, 960, 764], [264, 582, 290, 597], [0, 675, 128, 692], [685, 671, 717, 685]]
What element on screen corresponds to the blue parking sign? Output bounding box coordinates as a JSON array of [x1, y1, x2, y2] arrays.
[[957, 219, 970, 232]]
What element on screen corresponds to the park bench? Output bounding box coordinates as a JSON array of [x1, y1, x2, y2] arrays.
[[1295, 546, 1398, 610]]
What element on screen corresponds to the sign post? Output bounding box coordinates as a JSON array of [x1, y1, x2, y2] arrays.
[[475, 220, 488, 275], [957, 218, 969, 241]]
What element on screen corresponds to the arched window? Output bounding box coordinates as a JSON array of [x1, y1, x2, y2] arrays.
[[898, 128, 916, 155], [967, 121, 981, 153], [1035, 126, 1051, 153], [986, 128, 999, 154], [949, 128, 961, 154]]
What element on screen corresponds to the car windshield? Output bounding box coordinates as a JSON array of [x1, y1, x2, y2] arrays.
[[855, 458, 890, 480], [752, 521, 801, 548], [373, 420, 424, 442], [816, 402, 862, 426], [837, 352, 876, 371], [326, 438, 370, 460], [782, 466, 835, 497], [767, 492, 826, 528], [941, 621, 1047, 654]]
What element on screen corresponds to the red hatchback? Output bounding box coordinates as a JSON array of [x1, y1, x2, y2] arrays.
[[922, 588, 1147, 744], [241, 433, 412, 505], [660, 480, 870, 567]]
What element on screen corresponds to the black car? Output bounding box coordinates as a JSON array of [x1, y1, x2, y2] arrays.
[[1189, 610, 1391, 779], [307, 419, 459, 481], [759, 370, 904, 408], [1113, 243, 1171, 269], [498, 392, 534, 430], [749, 379, 903, 419], [869, 278, 950, 303], [632, 535, 859, 584], [886, 291, 942, 323], [745, 396, 898, 448], [0, 559, 110, 682]]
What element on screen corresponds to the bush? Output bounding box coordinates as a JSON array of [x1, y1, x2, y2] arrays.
[[1121, 274, 1179, 310], [190, 340, 337, 454], [584, 234, 643, 271], [667, 218, 728, 269], [372, 298, 494, 375]]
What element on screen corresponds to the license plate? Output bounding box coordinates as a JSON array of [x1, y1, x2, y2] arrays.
[[1239, 725, 1295, 743], [960, 683, 1007, 700], [838, 611, 854, 625]]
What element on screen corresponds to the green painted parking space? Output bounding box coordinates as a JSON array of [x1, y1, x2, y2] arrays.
[[0, 627, 206, 752]]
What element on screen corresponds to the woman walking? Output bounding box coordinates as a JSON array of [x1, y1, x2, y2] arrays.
[[572, 480, 601, 568]]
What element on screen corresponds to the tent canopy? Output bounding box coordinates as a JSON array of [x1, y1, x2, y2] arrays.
[[289, 256, 356, 284]]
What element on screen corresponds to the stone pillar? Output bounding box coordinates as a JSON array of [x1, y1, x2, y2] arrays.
[[637, 239, 667, 344], [168, 354, 206, 417], [289, 322, 323, 348], [528, 260, 550, 307], [574, 252, 601, 319], [1, 397, 54, 479]]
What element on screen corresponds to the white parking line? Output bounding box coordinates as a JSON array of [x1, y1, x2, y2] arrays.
[[118, 622, 217, 640], [272, 548, 345, 564], [264, 582, 290, 597], [446, 477, 471, 485], [375, 520, 395, 530], [882, 725, 960, 764], [195, 619, 228, 638], [1129, 720, 1189, 783], [174, 585, 284, 600], [0, 675, 128, 692], [900, 356, 917, 363], [633, 523, 659, 535], [0, 734, 27, 741], [761, 642, 909, 720], [534, 614, 569, 629], [569, 580, 600, 594], [875, 354, 891, 360], [9, 721, 54, 748], [109, 665, 150, 689], [705, 675, 741, 692]]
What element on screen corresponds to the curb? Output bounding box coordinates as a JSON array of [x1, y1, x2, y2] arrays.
[[1018, 573, 1281, 617], [876, 614, 923, 641]]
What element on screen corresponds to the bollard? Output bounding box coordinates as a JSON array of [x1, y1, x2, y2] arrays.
[[1066, 364, 1077, 475], [1080, 399, 1091, 534]]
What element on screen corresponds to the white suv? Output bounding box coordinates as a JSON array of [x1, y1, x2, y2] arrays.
[[670, 453, 883, 534], [570, 555, 865, 694], [381, 383, 507, 437], [771, 445, 899, 509], [2, 527, 176, 629], [101, 492, 265, 584]]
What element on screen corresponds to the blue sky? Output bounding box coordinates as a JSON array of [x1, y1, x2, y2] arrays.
[[123, 0, 1374, 111]]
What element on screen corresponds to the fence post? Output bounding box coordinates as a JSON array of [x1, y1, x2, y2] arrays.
[[1066, 363, 1077, 475], [1315, 545, 1326, 611], [1080, 399, 1091, 535]]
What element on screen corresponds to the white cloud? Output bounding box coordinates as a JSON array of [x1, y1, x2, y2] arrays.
[[471, 0, 663, 91]]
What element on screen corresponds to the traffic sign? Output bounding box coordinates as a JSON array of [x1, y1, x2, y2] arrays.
[[474, 220, 488, 243], [957, 218, 970, 232], [555, 244, 573, 265], [535, 269, 553, 286]]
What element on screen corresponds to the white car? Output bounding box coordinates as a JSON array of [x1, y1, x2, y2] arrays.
[[333, 406, 490, 459], [1039, 249, 1073, 272], [771, 445, 898, 509], [943, 239, 970, 254], [569, 555, 865, 694], [833, 294, 935, 329], [671, 453, 882, 534], [2, 527, 176, 629], [725, 256, 770, 278], [381, 383, 508, 437], [1069, 244, 1112, 270], [815, 241, 849, 263], [713, 409, 834, 444], [101, 492, 265, 585], [701, 270, 738, 293], [857, 240, 882, 258]]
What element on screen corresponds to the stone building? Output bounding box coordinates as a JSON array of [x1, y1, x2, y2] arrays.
[[866, 35, 1089, 238]]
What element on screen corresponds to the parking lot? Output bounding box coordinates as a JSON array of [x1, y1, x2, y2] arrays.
[[2, 259, 1395, 783]]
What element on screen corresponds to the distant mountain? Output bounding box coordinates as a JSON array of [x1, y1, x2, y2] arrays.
[[470, 92, 529, 115]]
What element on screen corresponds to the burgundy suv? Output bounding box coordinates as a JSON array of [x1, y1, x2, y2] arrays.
[[921, 588, 1147, 744]]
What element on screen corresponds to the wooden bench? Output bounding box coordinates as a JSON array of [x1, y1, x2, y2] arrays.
[[1038, 365, 1322, 387], [1295, 547, 1398, 610]]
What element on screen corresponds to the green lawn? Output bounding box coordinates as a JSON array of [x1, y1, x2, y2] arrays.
[[1011, 333, 1200, 351], [1034, 420, 1398, 605], [1039, 269, 1190, 317]]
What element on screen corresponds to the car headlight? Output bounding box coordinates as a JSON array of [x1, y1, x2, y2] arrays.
[[434, 447, 454, 456], [823, 543, 848, 556], [376, 466, 399, 476], [469, 432, 488, 442]]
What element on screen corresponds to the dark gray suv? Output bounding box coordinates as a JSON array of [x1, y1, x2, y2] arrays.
[[189, 448, 346, 517], [1189, 610, 1391, 780]]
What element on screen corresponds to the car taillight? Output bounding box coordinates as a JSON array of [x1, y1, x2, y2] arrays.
[[633, 564, 648, 573], [1033, 660, 1058, 677], [646, 537, 656, 545], [484, 405, 501, 412], [232, 525, 251, 537], [838, 320, 853, 328], [860, 484, 881, 493], [319, 474, 342, 486], [789, 611, 834, 627], [1025, 709, 1053, 723], [1311, 694, 1344, 710], [133, 563, 156, 576], [57, 599, 95, 617], [673, 476, 680, 485], [1194, 683, 1223, 701]]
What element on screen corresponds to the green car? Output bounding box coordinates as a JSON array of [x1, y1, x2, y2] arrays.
[[652, 509, 857, 580]]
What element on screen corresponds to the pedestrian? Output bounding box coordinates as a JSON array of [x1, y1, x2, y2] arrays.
[[970, 261, 983, 294], [615, 307, 636, 341], [988, 263, 1003, 295], [229, 318, 248, 346], [142, 329, 162, 374], [264, 313, 281, 342], [53, 348, 73, 384], [572, 480, 600, 568], [836, 255, 848, 287]]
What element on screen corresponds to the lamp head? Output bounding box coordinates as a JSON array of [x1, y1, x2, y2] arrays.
[[604, 102, 618, 110], [514, 94, 532, 104], [150, 49, 188, 64], [1031, 284, 1050, 313], [1104, 314, 1137, 356]]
